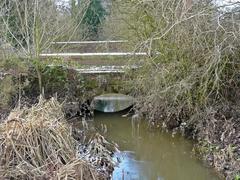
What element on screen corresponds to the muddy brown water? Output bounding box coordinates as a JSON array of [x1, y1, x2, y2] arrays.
[[92, 111, 220, 180]]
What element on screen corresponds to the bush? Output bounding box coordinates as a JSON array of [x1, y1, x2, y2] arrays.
[[108, 0, 240, 123]]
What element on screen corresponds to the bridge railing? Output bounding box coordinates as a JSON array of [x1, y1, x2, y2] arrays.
[[39, 40, 153, 72], [50, 40, 128, 45], [41, 40, 151, 58], [40, 52, 149, 57], [46, 40, 132, 54]]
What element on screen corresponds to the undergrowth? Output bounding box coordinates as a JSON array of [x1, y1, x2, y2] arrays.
[[107, 0, 240, 179]]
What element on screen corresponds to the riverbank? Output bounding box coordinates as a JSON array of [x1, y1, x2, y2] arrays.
[[195, 104, 240, 179], [0, 97, 117, 179], [104, 1, 240, 178], [134, 92, 240, 179]]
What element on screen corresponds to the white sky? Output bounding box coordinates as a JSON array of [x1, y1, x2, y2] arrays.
[[56, 0, 240, 8], [56, 0, 240, 5], [216, 0, 240, 5], [56, 0, 70, 7]]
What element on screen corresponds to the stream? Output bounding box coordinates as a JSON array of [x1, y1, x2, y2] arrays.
[[92, 111, 220, 180]]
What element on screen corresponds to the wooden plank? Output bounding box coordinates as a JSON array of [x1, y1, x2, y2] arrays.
[[75, 69, 125, 74], [73, 65, 138, 74], [46, 65, 139, 74], [51, 40, 128, 45], [40, 52, 148, 57]]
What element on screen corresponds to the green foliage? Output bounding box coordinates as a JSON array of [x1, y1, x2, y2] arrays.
[[81, 0, 107, 39], [235, 174, 240, 180], [42, 66, 68, 95]]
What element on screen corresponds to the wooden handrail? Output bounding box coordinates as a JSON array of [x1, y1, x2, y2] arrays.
[[40, 52, 149, 57], [51, 40, 128, 45]]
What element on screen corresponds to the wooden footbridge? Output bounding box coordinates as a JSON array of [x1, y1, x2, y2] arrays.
[[40, 40, 150, 74], [40, 40, 156, 112]]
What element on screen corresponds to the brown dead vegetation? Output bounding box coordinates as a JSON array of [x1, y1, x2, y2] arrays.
[[195, 104, 240, 179], [0, 97, 115, 179]]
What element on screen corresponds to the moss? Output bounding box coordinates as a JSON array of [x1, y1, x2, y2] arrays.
[[0, 57, 28, 73], [0, 76, 16, 109]]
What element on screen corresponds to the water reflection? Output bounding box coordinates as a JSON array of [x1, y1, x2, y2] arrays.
[[93, 94, 134, 112], [113, 151, 146, 180], [93, 111, 220, 180]]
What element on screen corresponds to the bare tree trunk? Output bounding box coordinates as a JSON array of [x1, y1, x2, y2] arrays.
[[0, 0, 91, 95], [183, 0, 192, 10]]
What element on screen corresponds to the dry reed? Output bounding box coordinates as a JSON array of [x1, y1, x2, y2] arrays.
[[0, 97, 102, 179]]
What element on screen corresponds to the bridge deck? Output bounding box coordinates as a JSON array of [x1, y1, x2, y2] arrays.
[[48, 65, 138, 74]]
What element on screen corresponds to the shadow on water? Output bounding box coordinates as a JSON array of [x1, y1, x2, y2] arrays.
[[93, 110, 220, 180]]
